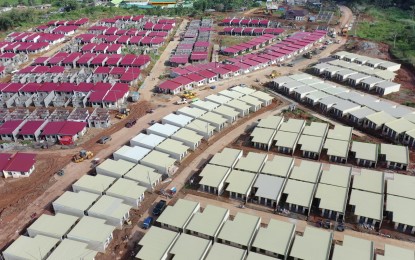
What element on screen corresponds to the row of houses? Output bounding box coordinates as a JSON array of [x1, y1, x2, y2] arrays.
[[271, 73, 415, 150], [332, 51, 401, 72], [137, 199, 414, 260], [250, 114, 409, 170], [221, 34, 277, 56], [36, 18, 89, 30], [221, 27, 285, 36], [220, 18, 271, 27], [199, 148, 414, 234], [76, 30, 168, 43]]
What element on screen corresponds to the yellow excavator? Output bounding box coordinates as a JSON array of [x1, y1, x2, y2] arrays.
[[182, 90, 197, 99], [115, 108, 130, 119], [269, 70, 281, 79], [73, 150, 94, 163]]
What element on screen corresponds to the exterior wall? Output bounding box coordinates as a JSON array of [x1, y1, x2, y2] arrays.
[[356, 158, 376, 168], [52, 204, 85, 218], [105, 192, 144, 209], [88, 210, 129, 229], [67, 233, 113, 253], [171, 136, 200, 151], [72, 185, 104, 196]]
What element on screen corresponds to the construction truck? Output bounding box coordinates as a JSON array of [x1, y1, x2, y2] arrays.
[[269, 70, 281, 79], [73, 150, 94, 163], [303, 52, 313, 59], [340, 26, 348, 36], [115, 108, 130, 119], [182, 90, 197, 99]]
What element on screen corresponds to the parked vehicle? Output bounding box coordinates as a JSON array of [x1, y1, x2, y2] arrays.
[[149, 120, 156, 125], [176, 98, 188, 105], [125, 118, 137, 128], [98, 136, 112, 144], [73, 150, 93, 163], [152, 200, 167, 216], [142, 216, 154, 229], [56, 169, 64, 176]]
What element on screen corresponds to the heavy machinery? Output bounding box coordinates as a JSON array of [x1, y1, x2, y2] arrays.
[[115, 108, 130, 119], [303, 52, 313, 59], [269, 70, 281, 79], [73, 150, 94, 163], [181, 90, 197, 99], [340, 26, 348, 36]]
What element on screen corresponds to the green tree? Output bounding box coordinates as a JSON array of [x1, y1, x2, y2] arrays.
[[62, 0, 79, 11]]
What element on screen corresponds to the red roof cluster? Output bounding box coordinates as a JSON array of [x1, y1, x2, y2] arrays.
[[222, 27, 284, 36], [0, 152, 36, 173], [221, 18, 270, 27], [41, 121, 87, 136], [222, 34, 276, 55]]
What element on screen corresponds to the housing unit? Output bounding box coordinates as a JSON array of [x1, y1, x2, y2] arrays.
[[156, 199, 200, 232]]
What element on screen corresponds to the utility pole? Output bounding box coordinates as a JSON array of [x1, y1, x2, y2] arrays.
[[354, 12, 360, 37]]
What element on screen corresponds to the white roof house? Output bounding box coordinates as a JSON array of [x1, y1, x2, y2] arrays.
[[27, 213, 79, 240], [375, 81, 401, 95], [364, 111, 396, 130], [272, 76, 295, 87], [323, 138, 350, 162], [157, 199, 200, 232], [279, 118, 306, 133], [3, 235, 59, 260], [52, 191, 100, 217], [332, 235, 374, 260], [198, 112, 228, 131], [250, 127, 276, 151], [351, 141, 378, 167], [231, 85, 257, 95], [304, 91, 330, 105], [234, 152, 268, 173], [218, 89, 245, 99], [380, 143, 409, 170], [113, 145, 151, 164], [293, 85, 317, 100], [253, 174, 286, 205], [289, 227, 333, 260], [205, 94, 232, 105], [123, 164, 162, 190], [251, 218, 295, 258], [261, 155, 294, 178], [212, 105, 239, 124], [315, 183, 348, 219], [72, 174, 116, 195], [105, 178, 146, 208], [87, 195, 131, 229], [283, 179, 316, 213], [290, 73, 313, 81], [387, 173, 415, 200], [136, 226, 179, 260], [377, 244, 415, 260], [331, 100, 361, 117], [140, 150, 176, 175], [205, 243, 246, 260], [319, 164, 351, 188], [352, 169, 384, 194], [327, 125, 353, 141], [185, 205, 230, 240], [146, 123, 180, 138], [257, 115, 284, 130], [377, 61, 401, 71], [130, 133, 166, 149], [249, 91, 274, 106], [274, 131, 301, 154], [46, 239, 98, 260], [209, 148, 243, 168], [349, 189, 384, 224], [385, 195, 415, 233], [224, 99, 251, 117], [217, 212, 261, 250], [225, 170, 257, 199], [199, 164, 232, 195], [238, 95, 262, 112], [155, 138, 189, 161], [171, 128, 203, 151], [184, 119, 215, 140], [96, 159, 135, 178], [190, 100, 220, 112], [177, 106, 207, 119], [168, 233, 211, 260], [162, 113, 193, 127], [66, 216, 115, 253], [289, 160, 322, 183]]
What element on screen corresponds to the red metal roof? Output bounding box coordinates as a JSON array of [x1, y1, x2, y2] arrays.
[[0, 120, 23, 134], [75, 83, 95, 92], [109, 67, 126, 75], [170, 55, 189, 64], [20, 83, 41, 93], [4, 152, 36, 172], [158, 80, 182, 91], [41, 121, 65, 135], [3, 83, 24, 93], [59, 121, 87, 136], [172, 76, 194, 85], [19, 120, 45, 135], [0, 153, 12, 172], [103, 90, 127, 102], [185, 73, 204, 82], [88, 91, 107, 102], [107, 44, 122, 52], [197, 70, 216, 79], [222, 64, 241, 72]]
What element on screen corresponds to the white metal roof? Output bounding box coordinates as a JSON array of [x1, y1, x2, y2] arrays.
[[323, 139, 350, 158], [185, 119, 216, 134], [349, 189, 383, 221], [290, 159, 322, 183], [96, 159, 135, 178], [257, 115, 283, 130], [302, 122, 329, 137], [224, 99, 251, 111], [327, 125, 353, 141], [53, 191, 100, 213], [105, 178, 146, 202], [299, 78, 324, 86], [289, 73, 313, 81], [386, 195, 415, 228], [251, 127, 276, 145], [87, 195, 131, 220], [238, 95, 262, 107], [209, 148, 242, 168], [171, 128, 203, 145], [387, 173, 415, 200], [217, 212, 260, 247], [246, 252, 278, 260], [140, 150, 176, 169], [136, 226, 179, 260], [249, 91, 274, 102], [67, 216, 115, 244], [225, 169, 257, 195], [147, 123, 180, 137], [218, 89, 245, 99], [231, 85, 257, 95], [377, 244, 415, 260], [261, 155, 294, 178], [293, 85, 317, 96], [298, 134, 325, 154], [177, 106, 207, 119], [169, 233, 211, 260], [213, 105, 239, 118], [4, 235, 59, 260], [332, 235, 374, 260], [72, 174, 115, 194], [156, 138, 189, 156], [199, 111, 228, 126], [47, 239, 98, 260], [27, 213, 79, 239], [309, 82, 334, 91], [315, 183, 348, 213], [185, 205, 229, 238], [384, 118, 415, 134], [283, 179, 315, 208], [272, 76, 295, 86], [162, 113, 193, 127], [380, 143, 409, 165], [205, 94, 232, 105], [130, 133, 165, 149], [253, 174, 285, 200], [205, 243, 246, 260], [305, 91, 330, 101], [199, 164, 231, 189], [235, 152, 268, 173], [113, 145, 151, 163], [123, 164, 161, 185], [191, 100, 220, 112], [279, 118, 305, 133], [351, 141, 378, 162], [274, 131, 300, 149], [352, 168, 384, 194], [348, 107, 376, 120], [289, 227, 333, 260], [322, 86, 349, 96], [252, 218, 295, 256], [365, 111, 396, 126], [157, 199, 199, 229], [319, 164, 351, 188]]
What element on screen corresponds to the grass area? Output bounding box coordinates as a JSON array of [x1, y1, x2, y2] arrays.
[[218, 35, 254, 47], [3, 0, 43, 6], [356, 6, 415, 65]]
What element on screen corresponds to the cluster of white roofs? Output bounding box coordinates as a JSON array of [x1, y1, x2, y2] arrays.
[[198, 147, 415, 231], [250, 114, 409, 169], [135, 198, 415, 260], [272, 73, 415, 153]]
